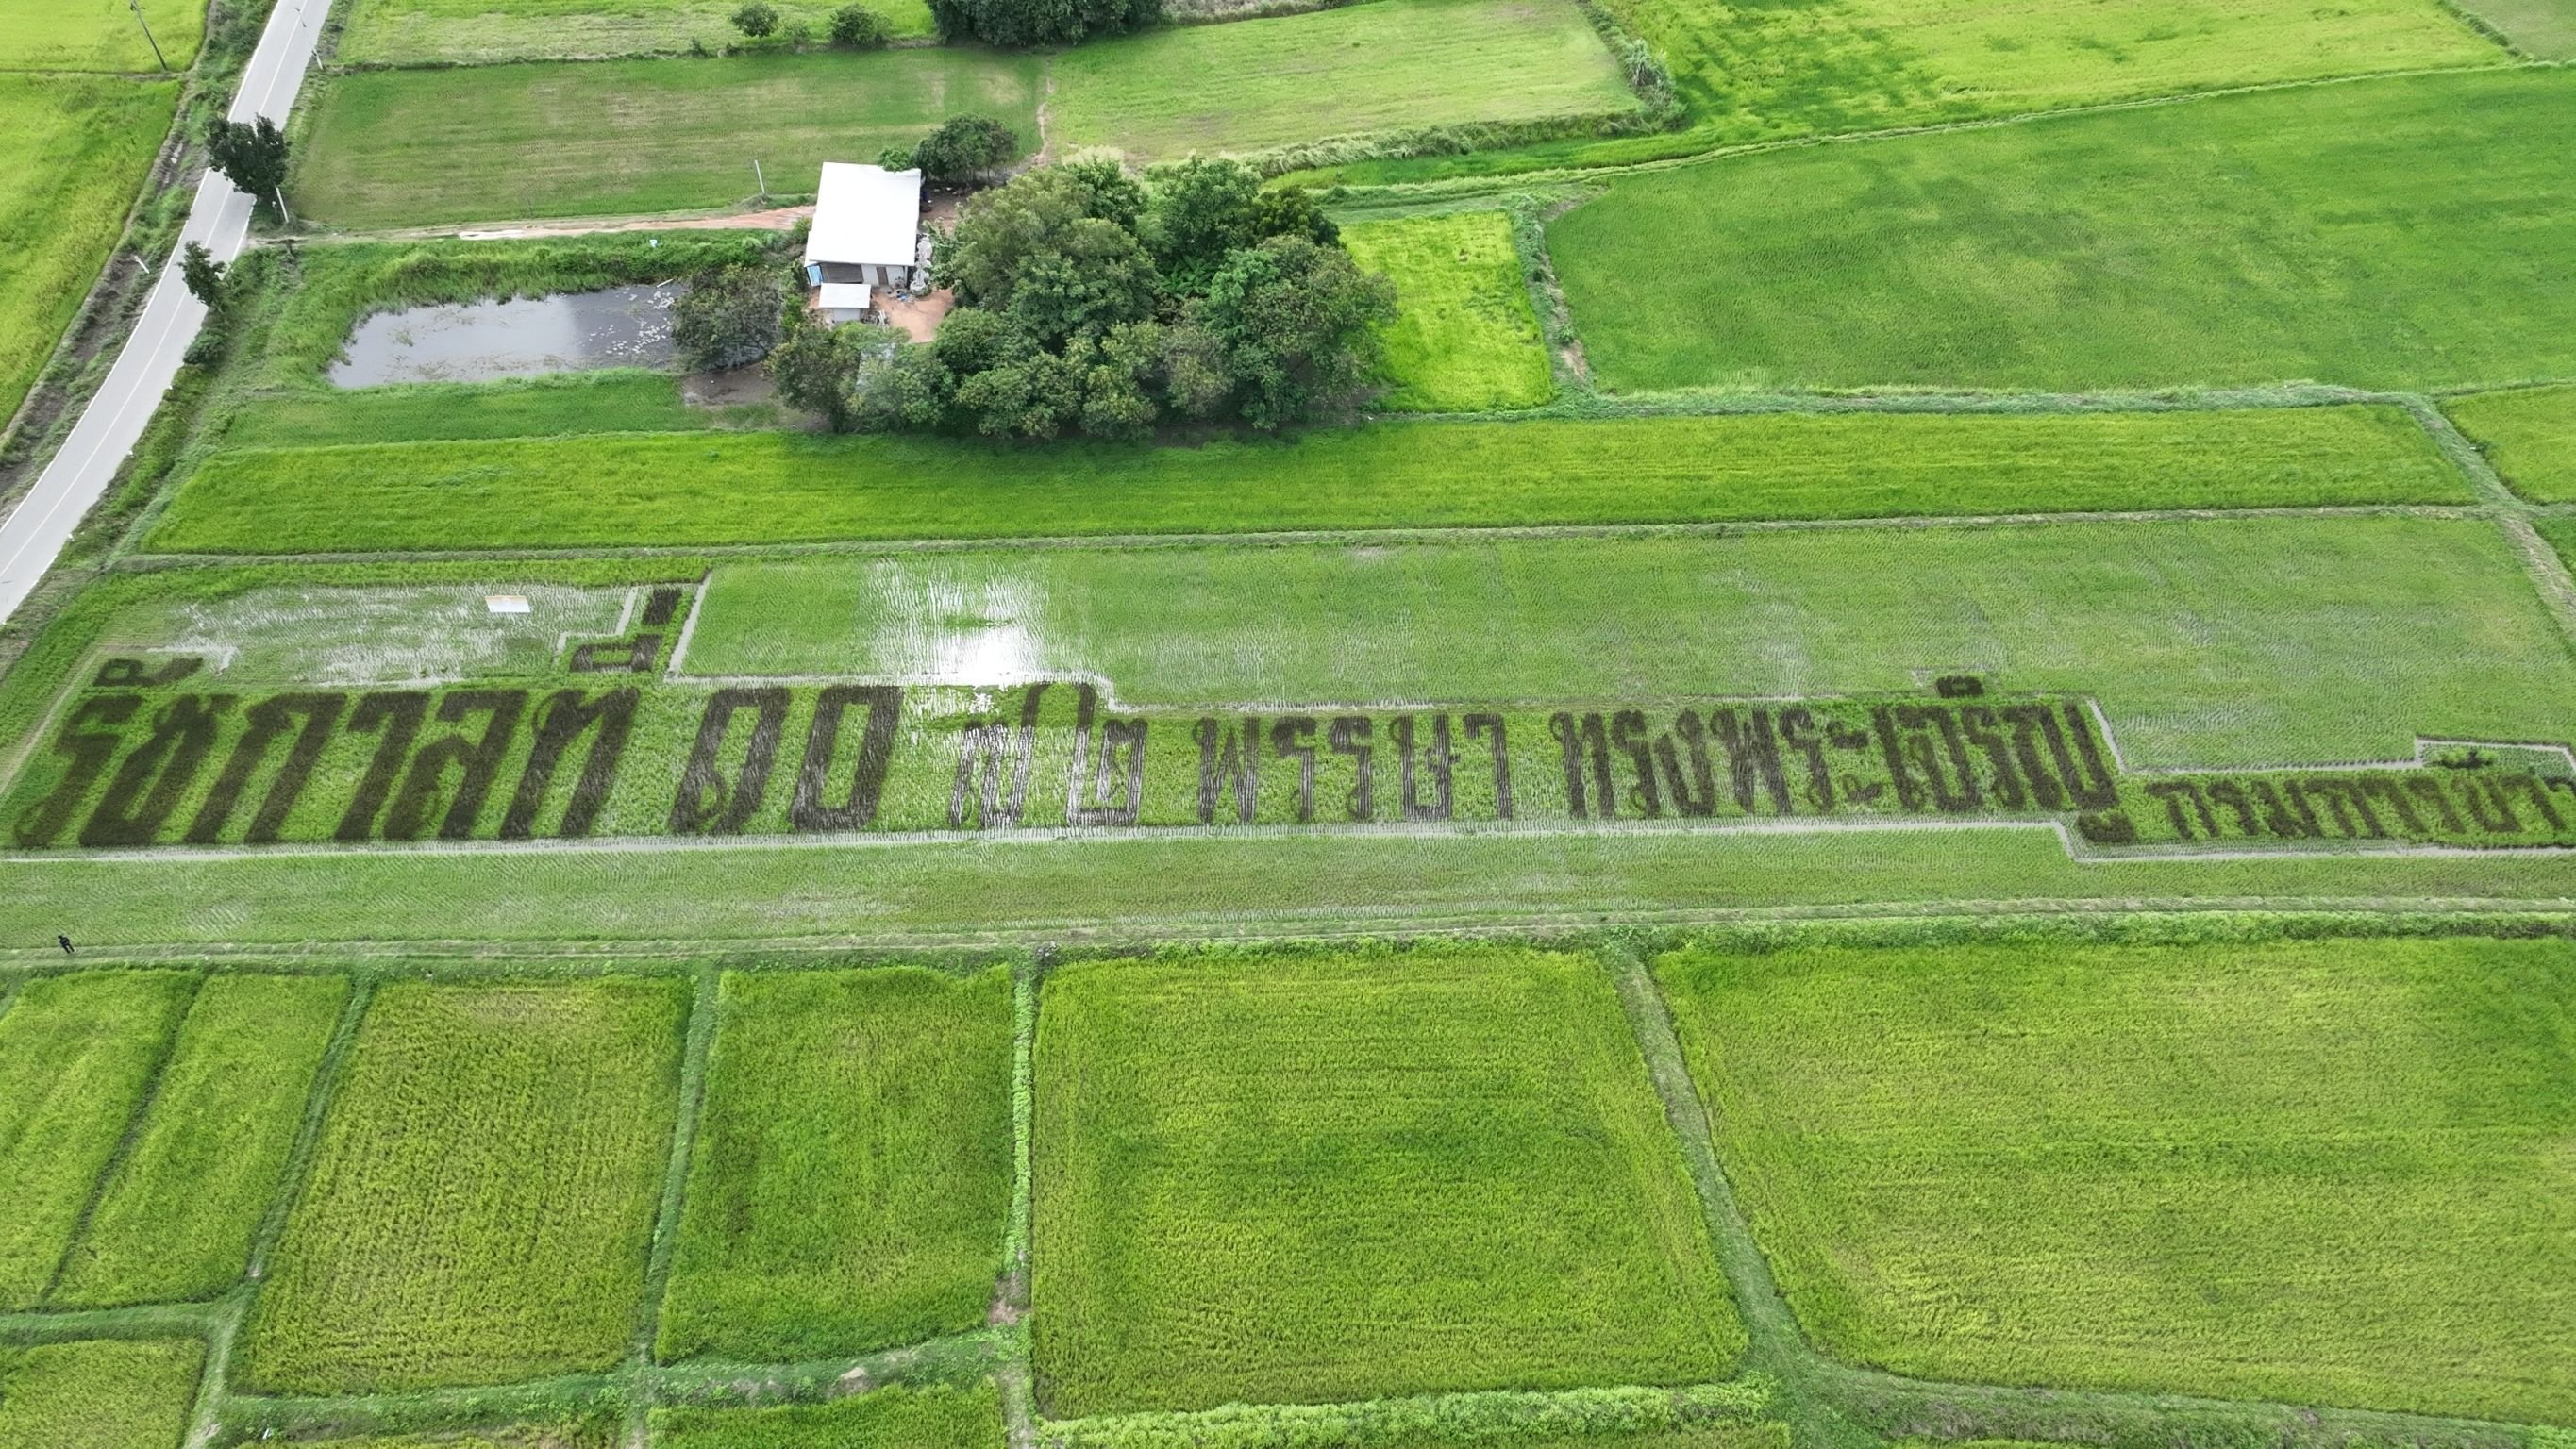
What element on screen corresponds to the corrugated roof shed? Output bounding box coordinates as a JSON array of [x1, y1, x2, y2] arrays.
[[804, 163, 924, 269]]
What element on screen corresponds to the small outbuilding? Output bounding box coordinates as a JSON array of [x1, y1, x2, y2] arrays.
[[814, 282, 874, 325], [805, 162, 924, 294]]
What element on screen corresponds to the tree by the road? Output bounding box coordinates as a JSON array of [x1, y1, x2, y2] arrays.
[[180, 243, 227, 308], [206, 118, 292, 209]]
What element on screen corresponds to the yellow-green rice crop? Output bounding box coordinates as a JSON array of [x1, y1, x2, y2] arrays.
[[1031, 947, 1741, 1415], [2446, 384, 2576, 502], [334, 0, 933, 65], [0, 0, 206, 72], [1655, 936, 2576, 1423], [1341, 211, 1553, 413], [0, 970, 194, 1308], [0, 1339, 204, 1449], [54, 972, 350, 1307], [241, 976, 690, 1393], [658, 968, 1014, 1363]]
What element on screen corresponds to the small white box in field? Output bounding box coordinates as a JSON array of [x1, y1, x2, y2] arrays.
[[484, 595, 532, 615]]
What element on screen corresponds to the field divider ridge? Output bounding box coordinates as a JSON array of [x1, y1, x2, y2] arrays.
[[1000, 953, 1042, 1449], [626, 962, 723, 1443]]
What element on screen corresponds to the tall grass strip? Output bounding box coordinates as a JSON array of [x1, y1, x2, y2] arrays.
[[651, 1381, 1008, 1447]]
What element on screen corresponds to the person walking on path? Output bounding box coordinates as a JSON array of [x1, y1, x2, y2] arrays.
[[57, 935, 73, 955]]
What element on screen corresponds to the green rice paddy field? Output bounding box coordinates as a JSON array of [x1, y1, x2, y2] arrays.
[[1549, 70, 2576, 393], [0, 0, 207, 73], [289, 52, 1044, 227], [0, 75, 175, 426], [334, 0, 937, 65], [1341, 210, 1555, 412], [145, 405, 2463, 551], [2450, 385, 2576, 502], [0, 1339, 203, 1449], [1658, 935, 2576, 1423]]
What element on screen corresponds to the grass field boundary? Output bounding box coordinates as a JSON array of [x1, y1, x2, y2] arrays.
[[2393, 395, 2576, 649], [38, 970, 208, 1306], [627, 963, 720, 1442], [1001, 958, 1041, 1449]]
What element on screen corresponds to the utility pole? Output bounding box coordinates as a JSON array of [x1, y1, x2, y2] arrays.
[[753, 158, 767, 203], [127, 0, 169, 72]]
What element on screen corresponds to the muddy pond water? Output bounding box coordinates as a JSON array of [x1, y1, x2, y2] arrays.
[[328, 283, 679, 387]]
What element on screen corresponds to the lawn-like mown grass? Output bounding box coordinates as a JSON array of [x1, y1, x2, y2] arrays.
[[0, 0, 206, 72], [682, 514, 2576, 769], [224, 374, 716, 450], [1656, 936, 2576, 1423], [658, 968, 1013, 1363], [240, 977, 689, 1393], [146, 404, 2465, 552], [1045, 0, 1637, 164], [53, 973, 347, 1308], [0, 75, 176, 425], [335, 0, 933, 65], [0, 1339, 204, 1449], [651, 1383, 1007, 1447], [1031, 947, 1741, 1415], [1549, 70, 2576, 393], [2446, 385, 2576, 502], [289, 52, 1041, 227], [0, 970, 194, 1309], [1341, 211, 1553, 412]]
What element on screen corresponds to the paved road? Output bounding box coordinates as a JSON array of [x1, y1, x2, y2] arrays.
[[0, 0, 332, 625]]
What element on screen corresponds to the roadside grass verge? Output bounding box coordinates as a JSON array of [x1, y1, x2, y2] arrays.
[[657, 968, 1014, 1363], [1341, 211, 1554, 412], [1045, 0, 1638, 165], [333, 0, 935, 66], [239, 976, 689, 1394], [1032, 946, 1741, 1415], [1548, 70, 2576, 393], [0, 970, 195, 1309], [145, 405, 2466, 553], [1654, 935, 2576, 1423], [0, 0, 208, 72], [651, 1382, 1007, 1447], [0, 75, 177, 426], [2445, 384, 2576, 502], [0, 1339, 205, 1449], [52, 973, 348, 1308], [289, 52, 1041, 228], [682, 514, 2575, 769]]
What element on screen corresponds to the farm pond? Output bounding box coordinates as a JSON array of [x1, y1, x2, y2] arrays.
[[329, 283, 679, 386]]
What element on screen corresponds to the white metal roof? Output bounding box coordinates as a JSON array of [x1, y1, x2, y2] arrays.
[[816, 283, 874, 311], [805, 163, 923, 269]]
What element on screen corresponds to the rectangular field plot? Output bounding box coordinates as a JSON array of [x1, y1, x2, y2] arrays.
[[2447, 385, 2576, 502], [2453, 0, 2576, 55], [336, 0, 934, 66], [1046, 0, 1638, 164], [0, 970, 194, 1308], [658, 967, 1014, 1362], [1655, 936, 2576, 1423], [1549, 70, 2576, 393], [54, 972, 348, 1307], [680, 516, 2576, 770], [240, 976, 689, 1393], [1341, 211, 1554, 412], [0, 0, 207, 72], [1030, 948, 1740, 1415], [290, 52, 1041, 228], [0, 75, 177, 425], [0, 1339, 203, 1449], [147, 404, 2465, 553], [1597, 0, 2494, 152], [650, 1382, 1006, 1447], [225, 374, 714, 450]]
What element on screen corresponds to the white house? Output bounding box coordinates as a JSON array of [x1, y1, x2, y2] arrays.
[[804, 162, 924, 298]]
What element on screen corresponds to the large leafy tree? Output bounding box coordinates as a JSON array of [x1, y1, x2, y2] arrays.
[[925, 0, 1159, 46], [205, 117, 291, 208], [672, 264, 785, 370], [1187, 236, 1395, 430]]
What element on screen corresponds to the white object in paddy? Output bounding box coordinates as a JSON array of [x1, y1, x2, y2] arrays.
[[485, 595, 533, 615]]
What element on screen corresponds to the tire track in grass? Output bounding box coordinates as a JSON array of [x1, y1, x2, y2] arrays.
[[627, 962, 721, 1447]]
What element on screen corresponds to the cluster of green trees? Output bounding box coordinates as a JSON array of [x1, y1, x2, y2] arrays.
[[881, 115, 1019, 182], [770, 158, 1394, 440], [928, 0, 1160, 47]]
